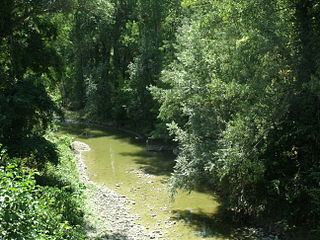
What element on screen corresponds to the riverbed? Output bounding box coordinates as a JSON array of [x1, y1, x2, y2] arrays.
[[59, 123, 234, 240]]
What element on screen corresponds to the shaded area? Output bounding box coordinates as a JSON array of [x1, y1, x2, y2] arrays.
[[58, 123, 120, 139], [169, 209, 296, 240], [60, 122, 176, 177], [92, 233, 130, 240], [120, 150, 175, 176], [84, 223, 131, 240], [58, 123, 143, 145], [170, 208, 237, 239], [5, 136, 59, 170]]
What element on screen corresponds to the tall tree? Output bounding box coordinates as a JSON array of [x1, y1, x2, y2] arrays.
[[152, 0, 320, 235], [0, 0, 74, 154], [64, 0, 182, 133]]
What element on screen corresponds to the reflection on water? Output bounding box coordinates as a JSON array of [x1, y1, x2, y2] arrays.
[[59, 123, 234, 240]]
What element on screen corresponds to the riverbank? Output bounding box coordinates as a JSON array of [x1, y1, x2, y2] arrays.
[[72, 140, 284, 240], [64, 124, 285, 240], [71, 141, 166, 240]]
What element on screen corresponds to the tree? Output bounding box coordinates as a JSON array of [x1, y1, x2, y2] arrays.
[[64, 0, 182, 133], [152, 0, 320, 235], [0, 0, 73, 156]]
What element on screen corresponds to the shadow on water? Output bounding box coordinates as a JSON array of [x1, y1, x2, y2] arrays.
[[58, 123, 121, 139], [58, 123, 145, 146], [170, 208, 239, 239], [120, 150, 175, 176], [60, 123, 177, 177]]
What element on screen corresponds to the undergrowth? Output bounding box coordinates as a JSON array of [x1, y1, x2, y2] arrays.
[[0, 132, 87, 240]]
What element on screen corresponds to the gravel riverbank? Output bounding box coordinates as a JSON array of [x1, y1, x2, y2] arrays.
[[71, 141, 166, 240]]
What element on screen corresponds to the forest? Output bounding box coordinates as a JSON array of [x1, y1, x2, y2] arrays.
[[1, 0, 320, 239]]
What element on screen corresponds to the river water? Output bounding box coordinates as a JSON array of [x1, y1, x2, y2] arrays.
[[60, 124, 233, 240]]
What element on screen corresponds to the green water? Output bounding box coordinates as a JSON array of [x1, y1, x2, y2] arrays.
[[59, 124, 233, 240]]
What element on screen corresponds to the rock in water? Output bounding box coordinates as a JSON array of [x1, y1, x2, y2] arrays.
[[71, 141, 91, 152]]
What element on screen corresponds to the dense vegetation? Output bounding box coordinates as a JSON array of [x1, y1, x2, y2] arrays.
[[62, 0, 182, 133], [0, 135, 86, 239], [1, 0, 320, 239], [0, 1, 86, 239], [154, 0, 320, 237]]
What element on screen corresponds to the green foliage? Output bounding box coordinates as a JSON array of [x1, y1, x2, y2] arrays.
[[0, 148, 86, 240], [0, 0, 72, 155], [64, 0, 115, 113], [2, 0, 320, 237], [152, 0, 320, 236], [0, 1, 87, 239], [63, 0, 183, 133], [0, 77, 60, 146]]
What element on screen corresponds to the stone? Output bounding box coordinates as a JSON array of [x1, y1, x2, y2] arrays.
[[73, 141, 166, 240]]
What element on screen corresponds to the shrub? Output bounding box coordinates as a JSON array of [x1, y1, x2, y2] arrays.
[[0, 148, 86, 240]]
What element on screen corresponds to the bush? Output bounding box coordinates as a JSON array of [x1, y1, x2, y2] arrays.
[[0, 146, 86, 240]]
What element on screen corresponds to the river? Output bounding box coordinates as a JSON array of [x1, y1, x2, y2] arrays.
[[59, 123, 234, 240]]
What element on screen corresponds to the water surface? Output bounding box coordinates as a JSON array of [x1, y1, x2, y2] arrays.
[[59, 124, 233, 240]]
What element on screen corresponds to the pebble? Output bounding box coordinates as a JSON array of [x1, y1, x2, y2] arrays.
[[72, 141, 166, 240]]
